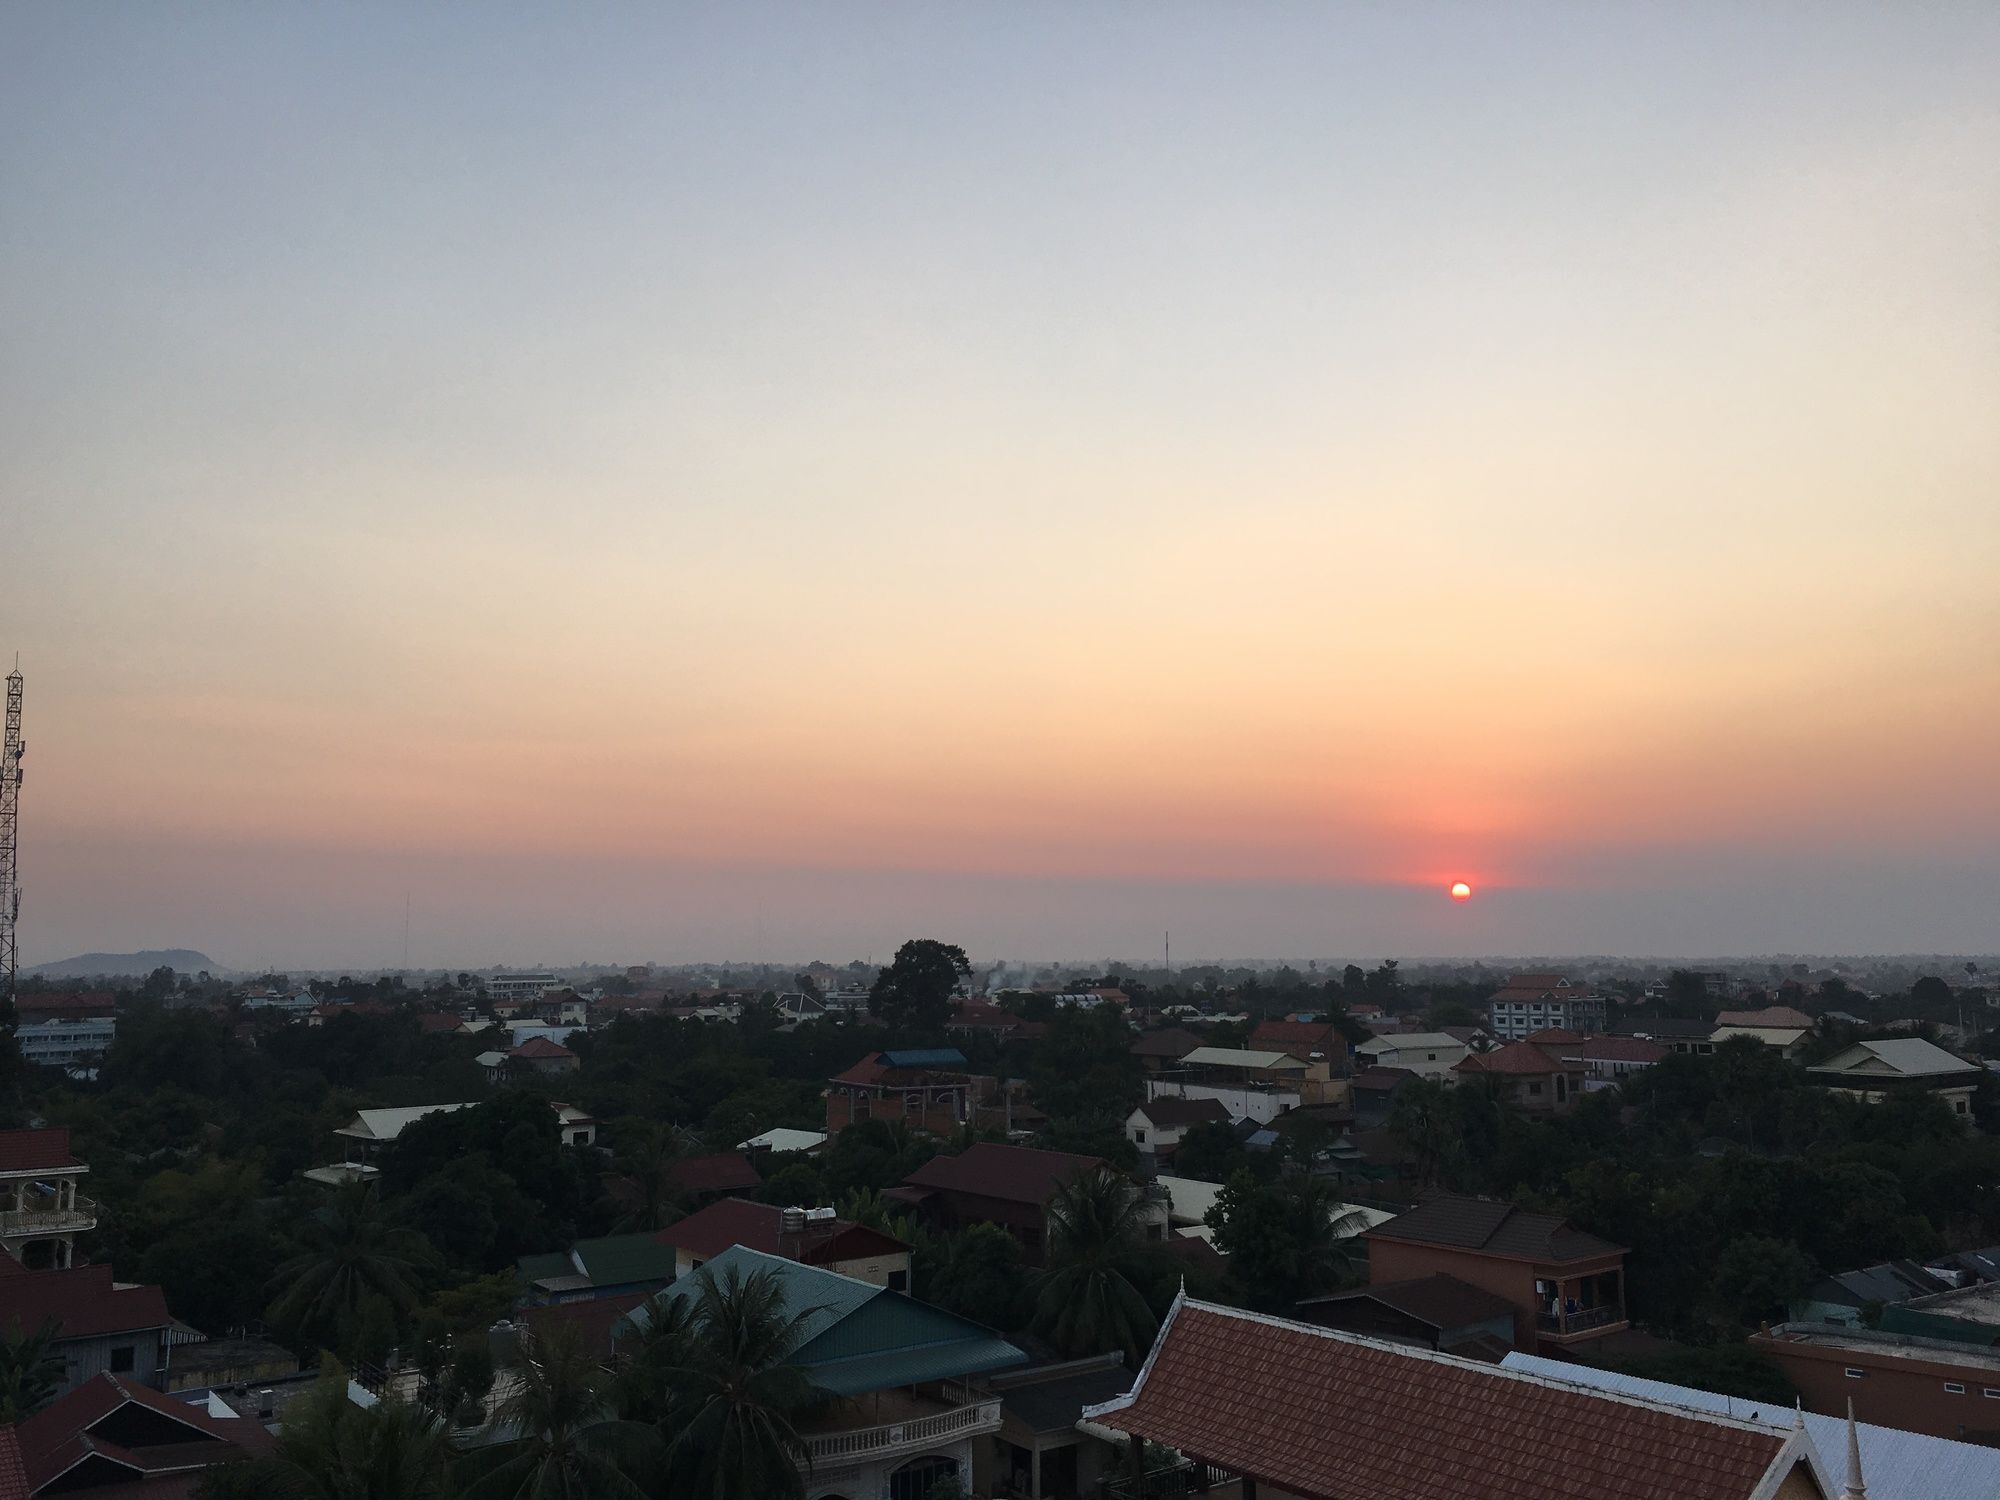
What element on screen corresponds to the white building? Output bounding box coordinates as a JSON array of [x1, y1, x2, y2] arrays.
[[17, 1017, 115, 1072], [486, 972, 562, 1003], [1353, 1032, 1469, 1080]]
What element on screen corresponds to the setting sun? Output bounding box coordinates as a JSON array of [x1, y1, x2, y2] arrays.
[[1450, 881, 1473, 902]]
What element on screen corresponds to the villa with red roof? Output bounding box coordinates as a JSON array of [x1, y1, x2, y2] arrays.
[[508, 1035, 579, 1077], [0, 1129, 94, 1271], [1453, 1037, 1589, 1114], [0, 1265, 176, 1397], [894, 1143, 1167, 1263], [11, 1371, 273, 1494]]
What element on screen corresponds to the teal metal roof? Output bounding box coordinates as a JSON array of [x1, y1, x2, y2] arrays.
[[517, 1251, 572, 1283], [634, 1245, 1025, 1394], [571, 1233, 676, 1288], [882, 1047, 967, 1068]]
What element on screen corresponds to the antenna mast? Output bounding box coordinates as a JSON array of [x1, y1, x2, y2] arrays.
[[0, 664, 23, 1006]]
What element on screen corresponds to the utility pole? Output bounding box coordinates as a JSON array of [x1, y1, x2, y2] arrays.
[[0, 663, 23, 1007]]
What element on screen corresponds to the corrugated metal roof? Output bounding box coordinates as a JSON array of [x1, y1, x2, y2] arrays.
[[1500, 1352, 2000, 1500], [1179, 1047, 1306, 1069], [881, 1048, 968, 1068]]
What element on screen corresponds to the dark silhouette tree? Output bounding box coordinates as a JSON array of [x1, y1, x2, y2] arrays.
[[868, 940, 970, 1031], [1033, 1166, 1161, 1361]]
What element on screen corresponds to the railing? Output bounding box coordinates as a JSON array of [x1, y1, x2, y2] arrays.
[[803, 1398, 1001, 1463], [1537, 1304, 1624, 1335], [0, 1195, 96, 1235], [1101, 1460, 1237, 1498]]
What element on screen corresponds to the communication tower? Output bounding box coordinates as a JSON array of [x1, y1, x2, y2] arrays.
[[0, 665, 22, 1004]]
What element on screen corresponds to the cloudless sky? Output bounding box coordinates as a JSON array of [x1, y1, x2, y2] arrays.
[[3, 3, 1996, 967]]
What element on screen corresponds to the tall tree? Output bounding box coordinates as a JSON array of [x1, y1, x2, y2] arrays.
[[660, 1265, 835, 1500], [0, 1318, 64, 1421], [868, 940, 970, 1031], [1206, 1172, 1371, 1311], [269, 1182, 431, 1359], [459, 1322, 659, 1500], [1033, 1166, 1160, 1361]]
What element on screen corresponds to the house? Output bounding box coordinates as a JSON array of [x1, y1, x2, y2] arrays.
[[826, 1049, 981, 1135], [655, 1199, 912, 1287], [508, 1036, 580, 1077], [1559, 1034, 1669, 1087], [1353, 1031, 1469, 1080], [1363, 1193, 1629, 1353], [305, 1102, 473, 1184], [12, 1372, 275, 1494], [1248, 1020, 1348, 1074], [1795, 1260, 1956, 1327], [896, 1143, 1167, 1264], [1750, 1322, 2000, 1441], [417, 1011, 470, 1037], [1486, 974, 1607, 1040], [0, 1265, 175, 1396], [945, 1003, 1047, 1044], [1612, 1016, 1718, 1055], [630, 1246, 1026, 1500], [1082, 1293, 1837, 1500], [519, 1290, 652, 1362], [738, 1127, 829, 1157], [1125, 1097, 1231, 1159], [0, 1128, 96, 1270], [1452, 1038, 1589, 1114], [1128, 1027, 1207, 1074], [1503, 1351, 2000, 1500], [981, 1353, 1135, 1500], [1712, 1007, 1816, 1059], [1146, 1046, 1336, 1124], [1294, 1274, 1519, 1361], [517, 1232, 677, 1305], [551, 1103, 597, 1148], [1809, 1040, 1983, 1122], [667, 1151, 762, 1205], [772, 991, 827, 1025]]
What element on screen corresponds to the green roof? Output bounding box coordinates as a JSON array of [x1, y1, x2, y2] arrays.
[[634, 1245, 1026, 1396], [518, 1234, 676, 1291]]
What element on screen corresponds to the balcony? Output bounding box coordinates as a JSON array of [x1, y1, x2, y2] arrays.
[[0, 1194, 96, 1238], [1536, 1303, 1625, 1339], [801, 1389, 1002, 1468]]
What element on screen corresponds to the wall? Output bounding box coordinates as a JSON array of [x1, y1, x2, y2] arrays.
[[1146, 1080, 1298, 1124], [1367, 1241, 1539, 1348], [59, 1328, 165, 1395], [1751, 1336, 2000, 1440], [827, 1250, 912, 1289]]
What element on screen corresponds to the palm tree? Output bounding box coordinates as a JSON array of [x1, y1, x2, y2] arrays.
[[269, 1181, 430, 1356], [193, 1359, 456, 1500], [658, 1264, 834, 1500], [1033, 1165, 1161, 1362], [459, 1321, 660, 1500], [1287, 1175, 1377, 1293], [1387, 1077, 1456, 1189], [0, 1317, 63, 1421]]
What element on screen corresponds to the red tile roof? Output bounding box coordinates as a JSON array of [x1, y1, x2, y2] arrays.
[[1086, 1299, 1807, 1500], [655, 1198, 908, 1265], [0, 1129, 82, 1176], [1715, 1006, 1814, 1030], [902, 1142, 1104, 1208], [1128, 1028, 1206, 1059], [0, 1265, 172, 1342], [510, 1036, 575, 1059], [1454, 1041, 1577, 1078], [18, 1372, 274, 1491], [1349, 1066, 1416, 1092], [417, 1012, 466, 1034], [0, 1427, 25, 1500], [668, 1152, 760, 1196], [13, 992, 116, 1018], [1366, 1195, 1623, 1263], [1523, 1027, 1585, 1045], [523, 1291, 649, 1359], [1300, 1273, 1517, 1332], [1134, 1097, 1231, 1129], [1250, 1021, 1339, 1051]]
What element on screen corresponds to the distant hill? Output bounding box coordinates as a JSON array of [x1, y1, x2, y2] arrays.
[[26, 949, 223, 980]]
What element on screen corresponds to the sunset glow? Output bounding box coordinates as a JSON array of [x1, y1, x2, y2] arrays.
[[3, 4, 1996, 966]]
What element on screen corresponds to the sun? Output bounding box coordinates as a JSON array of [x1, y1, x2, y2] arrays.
[[1449, 881, 1473, 902]]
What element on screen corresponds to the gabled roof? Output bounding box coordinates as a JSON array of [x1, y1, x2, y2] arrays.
[[655, 1197, 909, 1265], [1367, 1194, 1624, 1264], [0, 1128, 83, 1176], [0, 1265, 173, 1341], [830, 1049, 971, 1087], [18, 1372, 273, 1491], [510, 1036, 576, 1059], [0, 1429, 20, 1500], [1178, 1046, 1306, 1070], [334, 1103, 472, 1141], [416, 1012, 466, 1034], [1357, 1032, 1465, 1052], [737, 1128, 829, 1154], [1129, 1027, 1207, 1058], [1454, 1040, 1577, 1077], [1716, 1006, 1814, 1030], [1132, 1097, 1232, 1129], [1811, 1039, 1979, 1080], [902, 1142, 1104, 1207], [523, 1290, 650, 1360], [1524, 1027, 1585, 1045], [1349, 1066, 1418, 1092], [1250, 1021, 1339, 1050], [1085, 1298, 1823, 1500], [639, 1245, 1025, 1395], [1300, 1274, 1519, 1332], [669, 1152, 760, 1196]]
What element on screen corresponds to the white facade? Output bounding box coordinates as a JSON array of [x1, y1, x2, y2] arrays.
[[803, 1403, 993, 1500], [1487, 994, 1607, 1039], [487, 973, 562, 1002], [18, 1017, 115, 1069], [1145, 1077, 1297, 1125], [1354, 1032, 1468, 1079]]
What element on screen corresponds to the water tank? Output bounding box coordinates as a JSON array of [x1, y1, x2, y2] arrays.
[[780, 1206, 807, 1234]]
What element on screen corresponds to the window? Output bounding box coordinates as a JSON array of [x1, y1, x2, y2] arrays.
[[1845, 1368, 1867, 1379], [1947, 1382, 1967, 1394], [1527, 1082, 1544, 1096], [109, 1345, 135, 1373], [1983, 1388, 2000, 1398], [1134, 1129, 1147, 1144], [1427, 1053, 1437, 1062], [886, 1269, 908, 1292]]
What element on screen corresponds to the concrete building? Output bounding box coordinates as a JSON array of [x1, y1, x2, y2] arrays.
[[655, 1199, 913, 1288], [1751, 1323, 2000, 1441], [1809, 1040, 1983, 1123], [1353, 1032, 1469, 1080], [16, 1018, 115, 1073], [1145, 1046, 1337, 1124], [1486, 974, 1607, 1040], [486, 972, 563, 1003], [1452, 1037, 1590, 1115], [0, 1128, 96, 1270], [0, 1266, 174, 1396]]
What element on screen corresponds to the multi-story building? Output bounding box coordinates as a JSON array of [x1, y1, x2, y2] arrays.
[[486, 972, 562, 1003], [1485, 974, 1607, 1040], [1145, 1045, 1338, 1124], [826, 1049, 983, 1135], [16, 1018, 116, 1072], [1363, 1193, 1629, 1353], [631, 1245, 1025, 1500], [1453, 1035, 1590, 1114], [0, 1266, 174, 1395], [1751, 1323, 2000, 1441], [0, 1128, 96, 1270]]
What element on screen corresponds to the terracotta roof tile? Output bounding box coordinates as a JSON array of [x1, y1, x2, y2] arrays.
[[1087, 1300, 1802, 1500], [1366, 1195, 1624, 1264], [667, 1152, 760, 1196], [1454, 1040, 1577, 1077], [509, 1036, 575, 1059], [0, 1129, 82, 1175], [0, 1265, 172, 1341], [902, 1142, 1103, 1207], [1128, 1028, 1206, 1058]]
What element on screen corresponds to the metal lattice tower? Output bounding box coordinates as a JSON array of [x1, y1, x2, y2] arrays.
[[0, 665, 21, 1005]]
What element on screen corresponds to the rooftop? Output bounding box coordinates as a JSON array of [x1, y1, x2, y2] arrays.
[[0, 1127, 84, 1176], [1367, 1194, 1624, 1264], [902, 1141, 1105, 1207], [1454, 1040, 1576, 1077], [1754, 1323, 2000, 1374], [655, 1197, 907, 1265], [334, 1103, 472, 1142], [1300, 1273, 1519, 1332], [1129, 1027, 1207, 1058], [1810, 1038, 1980, 1080], [1177, 1046, 1307, 1070], [0, 1265, 173, 1340], [1084, 1297, 1817, 1500], [1358, 1032, 1466, 1051], [1134, 1097, 1232, 1128]]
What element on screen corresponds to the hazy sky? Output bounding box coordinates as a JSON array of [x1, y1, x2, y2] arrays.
[[4, 4, 1997, 968]]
